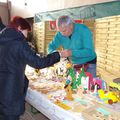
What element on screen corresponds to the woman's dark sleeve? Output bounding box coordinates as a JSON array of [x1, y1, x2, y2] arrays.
[[23, 75, 29, 98], [19, 41, 60, 69]]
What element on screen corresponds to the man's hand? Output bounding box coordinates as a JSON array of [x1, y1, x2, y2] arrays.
[[59, 49, 71, 58]]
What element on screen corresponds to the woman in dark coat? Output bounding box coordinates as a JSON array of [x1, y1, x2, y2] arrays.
[[0, 16, 69, 120], [0, 16, 5, 31]]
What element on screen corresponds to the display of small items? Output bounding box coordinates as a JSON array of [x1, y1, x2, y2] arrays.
[[65, 62, 93, 94], [55, 58, 68, 78], [90, 78, 120, 105], [91, 78, 105, 92], [64, 79, 73, 101], [109, 78, 120, 102], [97, 89, 119, 105], [82, 105, 120, 120], [97, 78, 120, 105]]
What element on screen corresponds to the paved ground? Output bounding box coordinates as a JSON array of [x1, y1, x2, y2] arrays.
[[20, 102, 49, 120]]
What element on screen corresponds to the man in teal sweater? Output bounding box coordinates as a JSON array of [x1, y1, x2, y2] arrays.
[[48, 15, 97, 77]]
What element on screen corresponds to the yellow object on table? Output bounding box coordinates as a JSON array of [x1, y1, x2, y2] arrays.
[[54, 101, 71, 110]]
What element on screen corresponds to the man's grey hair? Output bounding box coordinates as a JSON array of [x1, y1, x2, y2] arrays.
[[56, 15, 73, 27]]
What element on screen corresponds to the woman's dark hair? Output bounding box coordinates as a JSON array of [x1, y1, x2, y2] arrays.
[[9, 16, 31, 31]]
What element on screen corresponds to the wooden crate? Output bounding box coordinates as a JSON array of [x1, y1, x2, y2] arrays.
[[33, 21, 56, 53], [95, 15, 120, 84]]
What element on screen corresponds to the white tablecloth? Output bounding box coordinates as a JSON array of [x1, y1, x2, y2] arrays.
[[26, 88, 84, 120]]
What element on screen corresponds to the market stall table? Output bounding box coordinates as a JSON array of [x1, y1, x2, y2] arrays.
[[26, 88, 85, 120], [25, 65, 120, 120]]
